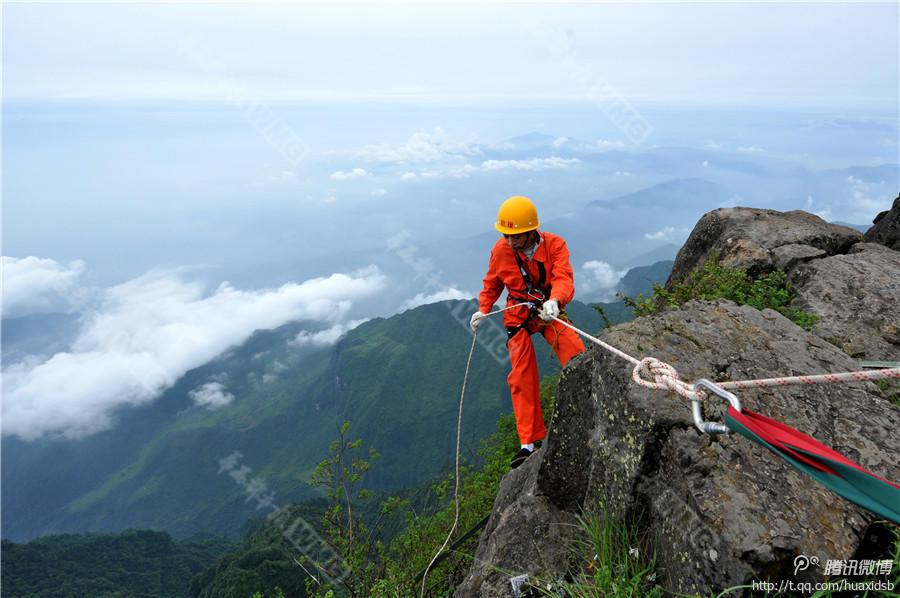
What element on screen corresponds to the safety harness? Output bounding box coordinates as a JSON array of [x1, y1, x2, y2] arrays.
[[505, 237, 576, 345], [506, 243, 551, 339]]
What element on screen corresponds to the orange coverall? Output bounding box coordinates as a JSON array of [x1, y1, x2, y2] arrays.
[[478, 231, 586, 444]]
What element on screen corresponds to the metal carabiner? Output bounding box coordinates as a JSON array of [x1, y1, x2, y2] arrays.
[[691, 378, 742, 435]]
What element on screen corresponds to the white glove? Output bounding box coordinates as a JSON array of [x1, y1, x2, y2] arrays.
[[540, 299, 559, 321], [470, 311, 487, 332]]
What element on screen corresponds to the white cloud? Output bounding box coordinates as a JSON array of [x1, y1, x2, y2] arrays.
[[356, 126, 480, 164], [6, 3, 897, 107], [644, 226, 690, 241], [579, 260, 628, 300], [330, 168, 370, 181], [290, 318, 370, 347], [477, 156, 580, 172], [390, 156, 580, 181], [844, 176, 893, 224], [551, 136, 568, 148], [614, 170, 632, 177], [736, 146, 764, 153], [189, 381, 234, 409], [595, 139, 626, 150], [2, 265, 386, 440], [814, 207, 833, 221], [370, 188, 388, 197], [260, 360, 288, 384], [2, 256, 88, 318], [701, 160, 709, 167], [400, 287, 473, 310], [270, 360, 287, 373]]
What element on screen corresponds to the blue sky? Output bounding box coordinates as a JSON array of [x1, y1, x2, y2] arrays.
[[3, 1, 899, 440], [5, 2, 898, 106]]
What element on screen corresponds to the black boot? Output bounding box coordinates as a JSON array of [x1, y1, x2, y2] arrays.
[[510, 447, 533, 469]]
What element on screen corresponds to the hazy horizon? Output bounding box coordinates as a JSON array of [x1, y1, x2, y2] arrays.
[[3, 1, 898, 442]]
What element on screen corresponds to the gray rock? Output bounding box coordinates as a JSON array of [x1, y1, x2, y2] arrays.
[[770, 243, 826, 271], [453, 454, 577, 597], [666, 208, 863, 288], [455, 351, 597, 597], [788, 242, 900, 360], [457, 300, 899, 596], [864, 194, 900, 251]]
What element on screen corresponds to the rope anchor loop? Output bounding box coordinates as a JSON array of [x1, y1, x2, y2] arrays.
[[632, 357, 699, 399], [692, 379, 742, 435]]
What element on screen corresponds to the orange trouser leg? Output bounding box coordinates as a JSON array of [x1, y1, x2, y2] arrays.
[[507, 328, 546, 445], [541, 318, 587, 366]]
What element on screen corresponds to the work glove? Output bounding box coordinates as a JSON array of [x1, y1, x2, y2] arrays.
[[540, 299, 559, 321], [470, 311, 487, 332]]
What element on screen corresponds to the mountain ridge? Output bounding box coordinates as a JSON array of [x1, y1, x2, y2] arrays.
[[2, 299, 611, 542]]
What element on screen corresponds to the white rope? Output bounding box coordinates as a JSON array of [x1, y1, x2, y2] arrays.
[[418, 303, 527, 596], [550, 314, 641, 367], [422, 304, 900, 595], [550, 315, 900, 401]]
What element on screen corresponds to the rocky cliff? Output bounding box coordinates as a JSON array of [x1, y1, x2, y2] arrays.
[[456, 203, 900, 596], [865, 194, 900, 251]]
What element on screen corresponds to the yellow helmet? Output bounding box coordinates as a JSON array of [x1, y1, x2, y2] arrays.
[[495, 195, 540, 235]]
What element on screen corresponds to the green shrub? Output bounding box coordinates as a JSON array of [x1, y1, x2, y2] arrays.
[[368, 375, 559, 596], [534, 512, 665, 598], [618, 251, 819, 330]]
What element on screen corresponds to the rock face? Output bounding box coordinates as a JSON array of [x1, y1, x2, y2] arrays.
[[457, 206, 900, 597], [665, 208, 863, 288], [456, 301, 900, 596], [865, 194, 900, 251], [666, 206, 900, 360], [452, 458, 578, 597], [789, 243, 900, 360]]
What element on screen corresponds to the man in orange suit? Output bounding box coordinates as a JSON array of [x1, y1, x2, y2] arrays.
[[471, 196, 586, 468]]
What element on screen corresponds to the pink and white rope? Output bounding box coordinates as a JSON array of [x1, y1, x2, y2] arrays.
[[717, 367, 900, 391], [548, 316, 900, 401]]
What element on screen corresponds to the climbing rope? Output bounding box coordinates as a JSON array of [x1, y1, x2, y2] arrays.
[[424, 304, 899, 594], [718, 368, 900, 389], [419, 330, 476, 598], [548, 314, 900, 523], [549, 316, 900, 401], [419, 302, 538, 597]]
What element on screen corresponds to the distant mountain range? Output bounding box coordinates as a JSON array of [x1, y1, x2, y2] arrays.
[[831, 221, 870, 233], [617, 260, 675, 297], [2, 299, 613, 542]]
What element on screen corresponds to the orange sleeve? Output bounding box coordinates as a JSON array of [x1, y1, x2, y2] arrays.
[[549, 236, 576, 305], [478, 247, 505, 313]]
